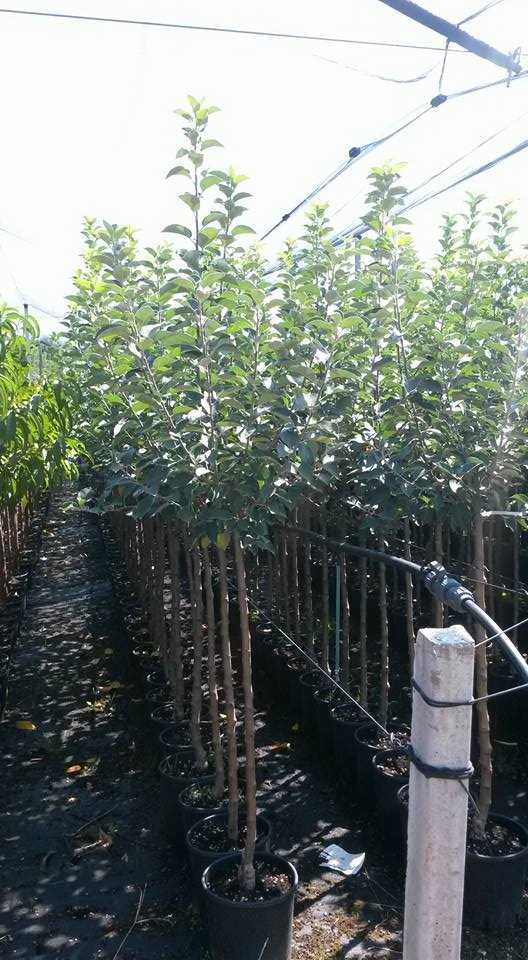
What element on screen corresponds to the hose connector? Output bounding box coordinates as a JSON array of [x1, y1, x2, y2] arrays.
[[421, 561, 475, 613]]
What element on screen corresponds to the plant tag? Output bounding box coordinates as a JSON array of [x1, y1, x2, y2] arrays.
[[320, 844, 365, 876]]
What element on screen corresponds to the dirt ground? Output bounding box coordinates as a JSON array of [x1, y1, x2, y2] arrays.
[[0, 487, 527, 959]]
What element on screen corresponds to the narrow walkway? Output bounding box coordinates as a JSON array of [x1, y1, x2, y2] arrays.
[[0, 489, 204, 960]]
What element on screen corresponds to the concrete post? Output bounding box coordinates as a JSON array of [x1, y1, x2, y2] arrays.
[[403, 625, 475, 960]]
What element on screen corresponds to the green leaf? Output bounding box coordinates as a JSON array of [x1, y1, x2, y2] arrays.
[[163, 224, 192, 239]]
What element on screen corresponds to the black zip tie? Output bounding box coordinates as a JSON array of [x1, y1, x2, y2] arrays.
[[406, 744, 474, 781], [412, 676, 528, 708]]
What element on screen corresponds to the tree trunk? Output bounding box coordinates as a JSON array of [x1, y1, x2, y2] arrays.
[[359, 532, 368, 708], [154, 519, 169, 681], [289, 526, 301, 645], [234, 537, 256, 893], [379, 533, 390, 728], [218, 543, 239, 842], [280, 530, 291, 635], [513, 524, 520, 646], [167, 523, 185, 721], [404, 518, 415, 672], [340, 552, 350, 692], [190, 545, 207, 772], [486, 518, 496, 622], [320, 508, 330, 673], [472, 504, 493, 836], [203, 543, 225, 799], [434, 520, 443, 627], [302, 504, 314, 655], [266, 548, 274, 623]]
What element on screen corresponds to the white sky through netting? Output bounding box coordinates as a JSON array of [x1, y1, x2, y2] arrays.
[[1, 0, 527, 331]]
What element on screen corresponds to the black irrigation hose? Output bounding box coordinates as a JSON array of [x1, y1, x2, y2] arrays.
[[289, 526, 528, 685]]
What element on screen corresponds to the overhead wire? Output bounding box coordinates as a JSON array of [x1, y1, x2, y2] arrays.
[[261, 68, 528, 245], [0, 6, 478, 51], [312, 53, 440, 85]]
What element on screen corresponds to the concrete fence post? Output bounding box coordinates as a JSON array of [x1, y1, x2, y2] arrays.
[[403, 625, 475, 960]]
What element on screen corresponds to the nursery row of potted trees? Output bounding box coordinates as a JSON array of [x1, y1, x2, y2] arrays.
[[0, 303, 82, 607], [57, 97, 528, 953]]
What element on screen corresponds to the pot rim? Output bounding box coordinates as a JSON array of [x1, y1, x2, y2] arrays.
[[186, 811, 272, 856], [201, 851, 298, 908], [467, 813, 528, 864], [178, 780, 227, 812], [372, 747, 410, 780], [159, 750, 212, 783]]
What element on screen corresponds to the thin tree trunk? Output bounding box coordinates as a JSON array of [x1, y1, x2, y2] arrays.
[[486, 517, 496, 621], [379, 533, 389, 728], [320, 508, 330, 673], [434, 520, 443, 627], [404, 518, 415, 672], [266, 548, 274, 623], [234, 537, 256, 893], [513, 524, 520, 646], [472, 504, 493, 836], [190, 546, 207, 772], [289, 526, 301, 644], [302, 504, 314, 655], [340, 552, 350, 692], [280, 529, 291, 634], [359, 532, 368, 708], [154, 519, 169, 680], [203, 543, 225, 799], [167, 523, 185, 720], [217, 544, 239, 843]]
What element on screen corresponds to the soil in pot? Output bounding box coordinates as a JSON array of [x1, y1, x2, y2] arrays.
[[202, 852, 297, 960], [465, 813, 528, 931], [178, 780, 233, 836], [354, 722, 409, 805], [186, 812, 273, 890]]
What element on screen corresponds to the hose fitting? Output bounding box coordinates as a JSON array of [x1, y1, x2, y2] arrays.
[[421, 561, 475, 613]]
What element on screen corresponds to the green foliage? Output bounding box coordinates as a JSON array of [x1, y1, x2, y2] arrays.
[[0, 304, 83, 501], [61, 96, 528, 543]]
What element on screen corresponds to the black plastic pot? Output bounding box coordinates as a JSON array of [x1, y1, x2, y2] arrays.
[[178, 783, 227, 838], [159, 751, 213, 845], [372, 749, 409, 842], [314, 686, 342, 759], [354, 722, 379, 804], [330, 703, 367, 785], [464, 814, 528, 931], [284, 657, 303, 714], [186, 812, 273, 889], [299, 670, 320, 735], [159, 720, 214, 754], [202, 852, 298, 960], [397, 783, 409, 847]]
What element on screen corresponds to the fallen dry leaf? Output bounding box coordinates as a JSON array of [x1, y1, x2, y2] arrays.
[[16, 720, 37, 731]]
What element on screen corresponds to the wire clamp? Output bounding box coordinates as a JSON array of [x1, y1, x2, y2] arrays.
[[430, 93, 447, 108], [348, 146, 361, 159], [407, 744, 474, 781]]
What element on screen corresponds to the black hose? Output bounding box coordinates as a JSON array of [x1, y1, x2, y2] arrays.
[[289, 525, 528, 684]]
